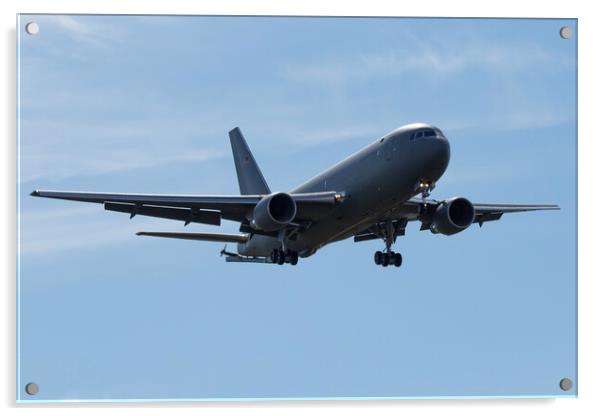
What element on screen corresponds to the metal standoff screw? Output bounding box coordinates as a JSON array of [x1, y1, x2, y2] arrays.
[[25, 382, 39, 395], [559, 378, 573, 391], [559, 26, 572, 39], [25, 22, 39, 35]]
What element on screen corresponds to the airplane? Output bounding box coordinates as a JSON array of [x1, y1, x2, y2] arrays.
[[30, 123, 559, 268]]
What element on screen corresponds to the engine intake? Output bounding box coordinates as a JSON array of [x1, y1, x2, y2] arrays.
[[251, 192, 297, 231], [431, 197, 475, 235]]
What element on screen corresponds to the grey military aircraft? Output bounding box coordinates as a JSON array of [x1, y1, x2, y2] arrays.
[[31, 123, 559, 267]]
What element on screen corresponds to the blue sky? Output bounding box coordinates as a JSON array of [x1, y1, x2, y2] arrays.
[[17, 15, 576, 401]]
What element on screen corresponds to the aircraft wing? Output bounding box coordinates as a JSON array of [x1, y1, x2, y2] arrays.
[[353, 197, 559, 241], [406, 198, 560, 229], [30, 189, 343, 225], [469, 202, 561, 226]]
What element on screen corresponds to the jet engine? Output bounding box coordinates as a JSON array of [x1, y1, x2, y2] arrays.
[[251, 192, 297, 231], [430, 197, 475, 235]]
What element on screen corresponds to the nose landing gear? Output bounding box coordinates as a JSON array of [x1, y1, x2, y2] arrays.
[[418, 180, 435, 200]]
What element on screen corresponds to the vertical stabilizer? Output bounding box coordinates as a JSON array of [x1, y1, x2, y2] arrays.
[[228, 127, 271, 195]]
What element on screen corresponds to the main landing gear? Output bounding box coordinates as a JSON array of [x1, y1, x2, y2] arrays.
[[374, 250, 402, 267], [373, 219, 403, 268], [270, 249, 299, 266]]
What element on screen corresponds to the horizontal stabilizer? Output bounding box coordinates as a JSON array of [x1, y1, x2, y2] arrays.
[[136, 231, 249, 243]]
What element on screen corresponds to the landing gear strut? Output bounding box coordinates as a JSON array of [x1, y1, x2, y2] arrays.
[[373, 220, 403, 268], [270, 249, 299, 266], [418, 180, 435, 202]]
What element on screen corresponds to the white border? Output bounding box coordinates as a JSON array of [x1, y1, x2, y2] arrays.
[[3, 1, 601, 415]]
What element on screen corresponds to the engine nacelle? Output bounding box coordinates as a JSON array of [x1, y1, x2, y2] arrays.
[[251, 192, 297, 231], [431, 197, 475, 235]]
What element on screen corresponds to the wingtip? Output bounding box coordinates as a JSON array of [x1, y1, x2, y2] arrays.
[[30, 190, 40, 197], [136, 232, 144, 236]]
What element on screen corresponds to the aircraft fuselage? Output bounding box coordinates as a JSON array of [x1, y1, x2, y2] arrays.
[[237, 123, 451, 257]]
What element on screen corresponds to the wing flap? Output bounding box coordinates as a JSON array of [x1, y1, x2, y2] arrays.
[[353, 233, 381, 242], [353, 219, 407, 243], [105, 202, 221, 226], [474, 211, 503, 225]]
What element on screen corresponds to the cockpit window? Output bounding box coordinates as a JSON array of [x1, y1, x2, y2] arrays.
[[411, 128, 444, 140]]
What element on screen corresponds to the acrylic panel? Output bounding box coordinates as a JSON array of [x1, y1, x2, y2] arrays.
[[17, 15, 577, 402]]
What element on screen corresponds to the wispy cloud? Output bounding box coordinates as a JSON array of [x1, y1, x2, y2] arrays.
[[47, 15, 124, 49], [282, 39, 569, 85], [18, 115, 227, 183], [18, 204, 217, 255], [20, 146, 224, 183], [280, 34, 573, 133], [283, 50, 463, 84], [257, 123, 384, 148], [18, 205, 137, 254]]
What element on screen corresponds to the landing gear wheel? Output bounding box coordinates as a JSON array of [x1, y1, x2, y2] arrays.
[[393, 252, 402, 267], [381, 253, 390, 267], [270, 249, 278, 264], [277, 250, 285, 265], [286, 250, 299, 266], [374, 251, 383, 265]]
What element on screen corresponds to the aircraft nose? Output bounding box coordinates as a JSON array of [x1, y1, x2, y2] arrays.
[[435, 135, 450, 174], [421, 135, 450, 181], [439, 136, 450, 166]]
